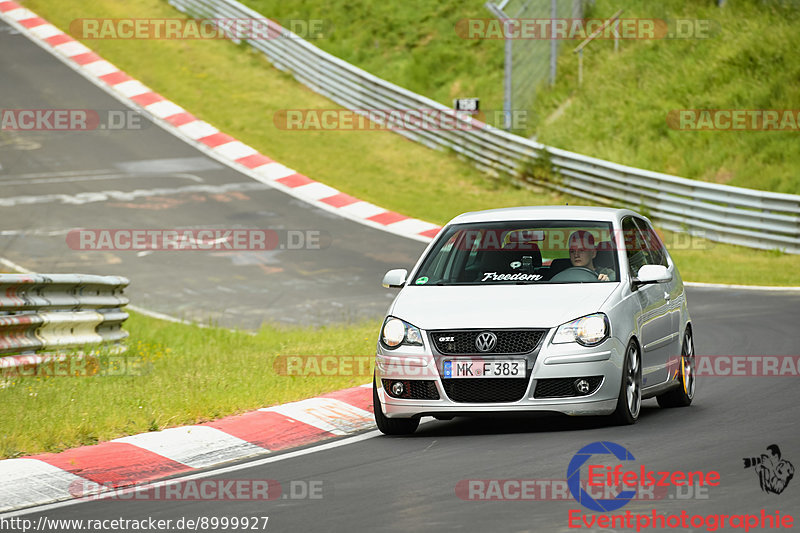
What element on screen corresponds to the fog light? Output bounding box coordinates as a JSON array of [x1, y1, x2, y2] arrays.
[[574, 379, 591, 395], [391, 381, 405, 397]]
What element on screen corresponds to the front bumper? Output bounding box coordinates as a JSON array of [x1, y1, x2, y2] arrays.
[[376, 332, 625, 418]]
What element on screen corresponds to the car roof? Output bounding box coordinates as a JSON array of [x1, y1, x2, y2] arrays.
[[448, 205, 640, 225]]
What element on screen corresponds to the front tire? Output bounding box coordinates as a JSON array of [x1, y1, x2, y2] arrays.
[[657, 327, 695, 408], [610, 340, 642, 425], [373, 376, 419, 435]]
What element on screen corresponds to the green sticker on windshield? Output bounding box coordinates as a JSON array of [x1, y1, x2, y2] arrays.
[[415, 276, 429, 285]]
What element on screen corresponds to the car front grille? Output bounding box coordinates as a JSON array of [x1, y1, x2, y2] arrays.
[[534, 376, 604, 398], [382, 379, 440, 400], [430, 329, 546, 355], [442, 378, 529, 403]]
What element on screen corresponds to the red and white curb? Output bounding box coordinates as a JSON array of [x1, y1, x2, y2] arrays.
[[0, 1, 442, 243], [0, 258, 377, 514], [0, 384, 375, 513]]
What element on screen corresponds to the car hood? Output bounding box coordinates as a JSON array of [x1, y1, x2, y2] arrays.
[[389, 284, 619, 330]]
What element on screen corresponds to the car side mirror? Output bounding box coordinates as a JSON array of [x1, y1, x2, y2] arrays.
[[382, 269, 408, 288], [633, 265, 672, 286]]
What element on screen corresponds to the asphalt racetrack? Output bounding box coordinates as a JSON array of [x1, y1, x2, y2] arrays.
[[2, 16, 800, 533], [10, 286, 800, 532]]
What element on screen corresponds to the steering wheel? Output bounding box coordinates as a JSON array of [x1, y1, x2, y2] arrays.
[[550, 266, 599, 282]]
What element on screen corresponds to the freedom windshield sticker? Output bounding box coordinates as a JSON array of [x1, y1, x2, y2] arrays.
[[481, 272, 543, 282]]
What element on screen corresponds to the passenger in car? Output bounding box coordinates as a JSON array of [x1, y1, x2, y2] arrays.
[[568, 230, 615, 281]]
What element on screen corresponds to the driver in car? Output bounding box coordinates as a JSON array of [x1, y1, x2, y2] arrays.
[[568, 230, 615, 281]]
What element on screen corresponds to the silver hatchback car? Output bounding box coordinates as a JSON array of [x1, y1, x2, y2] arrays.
[[374, 206, 696, 435]]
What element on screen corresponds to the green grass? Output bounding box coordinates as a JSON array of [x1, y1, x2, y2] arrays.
[[532, 1, 800, 195], [0, 312, 378, 458], [241, 0, 506, 117], [240, 0, 800, 194], [16, 0, 800, 287]]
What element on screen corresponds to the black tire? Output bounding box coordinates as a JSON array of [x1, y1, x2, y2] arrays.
[[657, 327, 696, 408], [610, 340, 642, 425], [373, 376, 420, 435]]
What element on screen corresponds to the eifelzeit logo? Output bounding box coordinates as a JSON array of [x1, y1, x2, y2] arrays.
[[743, 444, 795, 495]]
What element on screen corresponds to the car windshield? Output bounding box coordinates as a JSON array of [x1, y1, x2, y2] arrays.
[[412, 220, 619, 285]]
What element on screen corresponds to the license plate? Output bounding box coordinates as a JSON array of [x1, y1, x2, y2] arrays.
[[443, 359, 525, 379]]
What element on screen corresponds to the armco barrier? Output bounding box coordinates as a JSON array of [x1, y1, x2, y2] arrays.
[[0, 274, 130, 359], [169, 0, 800, 253]]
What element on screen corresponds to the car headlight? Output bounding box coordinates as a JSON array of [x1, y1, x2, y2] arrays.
[[380, 317, 423, 350], [552, 313, 609, 347]]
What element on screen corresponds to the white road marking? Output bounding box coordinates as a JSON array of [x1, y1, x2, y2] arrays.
[[0, 169, 116, 179], [81, 60, 118, 77], [3, 8, 36, 22], [113, 426, 267, 469], [251, 162, 296, 181], [385, 218, 440, 234], [684, 281, 800, 292], [292, 182, 340, 201], [261, 397, 374, 435], [0, 182, 268, 207], [0, 459, 102, 514], [0, 430, 383, 517], [178, 120, 218, 140], [213, 141, 257, 160], [0, 172, 204, 186], [144, 100, 185, 119], [126, 304, 206, 327], [27, 23, 61, 39], [0, 257, 30, 272], [52, 40, 90, 57], [340, 201, 386, 219], [112, 80, 151, 98]]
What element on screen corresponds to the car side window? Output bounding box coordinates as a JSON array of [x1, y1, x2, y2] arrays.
[[426, 233, 458, 280], [633, 218, 668, 267], [622, 217, 648, 276]]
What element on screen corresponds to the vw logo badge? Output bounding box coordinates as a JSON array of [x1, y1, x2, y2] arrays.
[[475, 331, 497, 353]]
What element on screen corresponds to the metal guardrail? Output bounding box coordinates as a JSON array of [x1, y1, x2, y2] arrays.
[[0, 274, 130, 357], [170, 0, 800, 253]]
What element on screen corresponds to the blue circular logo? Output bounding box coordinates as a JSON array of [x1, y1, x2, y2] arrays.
[[567, 441, 637, 512]]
